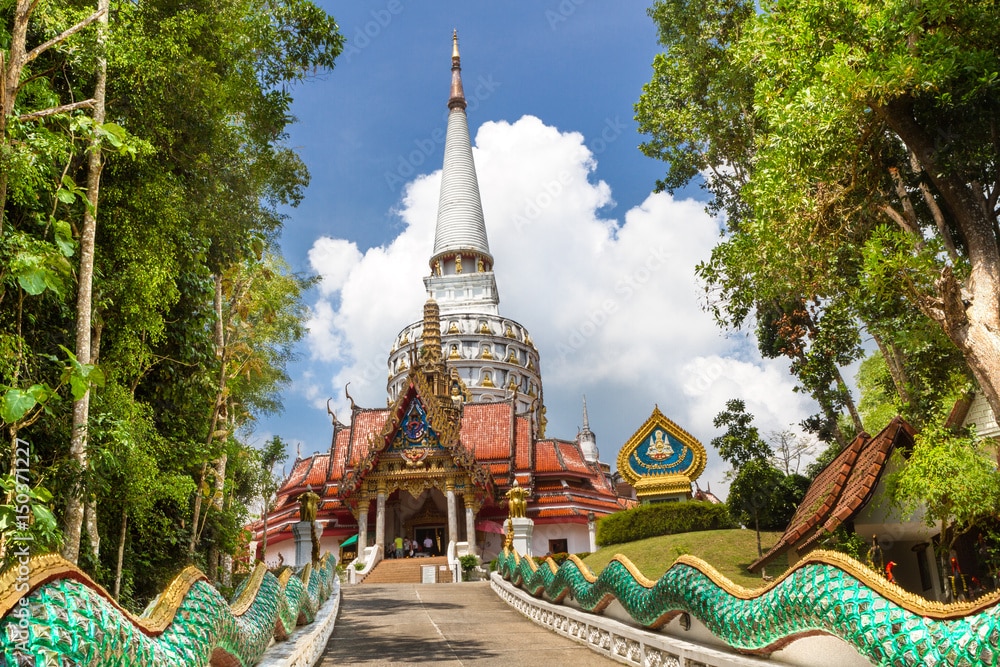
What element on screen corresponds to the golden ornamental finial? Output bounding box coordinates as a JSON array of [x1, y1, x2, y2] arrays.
[[452, 30, 460, 60]]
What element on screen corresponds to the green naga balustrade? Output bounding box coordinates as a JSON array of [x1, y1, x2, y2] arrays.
[[496, 547, 1000, 665], [0, 552, 337, 665]]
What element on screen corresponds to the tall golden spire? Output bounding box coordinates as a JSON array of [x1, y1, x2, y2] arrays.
[[449, 30, 466, 110]]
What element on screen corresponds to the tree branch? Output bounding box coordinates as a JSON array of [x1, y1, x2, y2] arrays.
[[888, 166, 921, 235], [881, 203, 918, 236], [17, 98, 94, 121], [920, 180, 960, 262], [23, 7, 107, 67]]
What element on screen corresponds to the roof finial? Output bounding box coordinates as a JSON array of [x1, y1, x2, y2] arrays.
[[578, 394, 599, 462], [448, 30, 466, 110]]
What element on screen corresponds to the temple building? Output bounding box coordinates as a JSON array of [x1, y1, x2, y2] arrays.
[[252, 34, 629, 567]]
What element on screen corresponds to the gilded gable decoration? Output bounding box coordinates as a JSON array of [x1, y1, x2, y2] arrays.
[[339, 349, 493, 511], [617, 405, 707, 503]]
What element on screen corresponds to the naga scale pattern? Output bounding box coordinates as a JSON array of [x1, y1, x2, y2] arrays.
[[497, 548, 1000, 665], [0, 553, 336, 666]]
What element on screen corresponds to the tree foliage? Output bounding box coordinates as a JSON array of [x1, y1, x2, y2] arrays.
[[711, 398, 771, 469], [0, 0, 342, 606], [886, 422, 1000, 553], [637, 0, 1000, 441], [711, 399, 808, 558]]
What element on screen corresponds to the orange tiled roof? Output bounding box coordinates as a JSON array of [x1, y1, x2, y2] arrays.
[[283, 457, 315, 489], [534, 440, 561, 473], [749, 416, 915, 572], [461, 403, 513, 459], [346, 408, 390, 466], [328, 428, 352, 480], [556, 441, 593, 475], [513, 416, 532, 471], [273, 455, 330, 512], [801, 418, 914, 551], [485, 461, 510, 476]]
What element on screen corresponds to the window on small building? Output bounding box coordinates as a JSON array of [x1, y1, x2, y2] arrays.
[[548, 538, 568, 555]]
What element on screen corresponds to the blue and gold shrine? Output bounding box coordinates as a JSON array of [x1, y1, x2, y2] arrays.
[[616, 405, 707, 503]]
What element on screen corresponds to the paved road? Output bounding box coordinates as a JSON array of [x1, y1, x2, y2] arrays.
[[318, 582, 618, 666]]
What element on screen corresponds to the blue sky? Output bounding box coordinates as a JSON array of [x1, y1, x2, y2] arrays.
[[255, 1, 822, 490]]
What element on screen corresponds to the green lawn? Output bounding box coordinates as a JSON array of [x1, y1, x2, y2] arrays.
[[578, 529, 789, 589]]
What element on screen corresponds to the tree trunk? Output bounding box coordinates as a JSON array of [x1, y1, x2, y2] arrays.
[[188, 462, 208, 557], [834, 365, 864, 435], [0, 2, 32, 232], [1, 3, 106, 233], [753, 510, 762, 558], [871, 331, 913, 410], [260, 500, 269, 561], [188, 275, 228, 557], [207, 543, 218, 582], [880, 98, 1000, 425], [63, 0, 109, 565], [84, 498, 100, 558], [113, 509, 127, 600]]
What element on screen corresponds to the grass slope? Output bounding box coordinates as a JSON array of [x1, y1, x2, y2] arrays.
[[579, 529, 788, 589]]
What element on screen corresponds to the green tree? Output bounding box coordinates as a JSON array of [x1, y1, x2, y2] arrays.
[[713, 400, 810, 559], [638, 0, 1000, 430], [0, 0, 341, 602], [187, 251, 310, 579], [726, 460, 775, 559], [887, 422, 1000, 557], [711, 399, 771, 469], [712, 399, 773, 558], [255, 435, 288, 560]]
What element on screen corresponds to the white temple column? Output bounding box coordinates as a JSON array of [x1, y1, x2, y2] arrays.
[[465, 498, 478, 555], [587, 512, 597, 553], [375, 484, 387, 550], [446, 478, 458, 547], [358, 506, 368, 553]]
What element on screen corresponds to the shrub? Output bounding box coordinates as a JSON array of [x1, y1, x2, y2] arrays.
[[533, 552, 569, 566], [596, 501, 735, 546], [459, 554, 480, 580]]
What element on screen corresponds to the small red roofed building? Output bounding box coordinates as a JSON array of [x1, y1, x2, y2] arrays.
[[749, 410, 1000, 602], [250, 33, 631, 567]]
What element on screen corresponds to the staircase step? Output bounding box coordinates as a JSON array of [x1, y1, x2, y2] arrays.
[[362, 557, 452, 584]]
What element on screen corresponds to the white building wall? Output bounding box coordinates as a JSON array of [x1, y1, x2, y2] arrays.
[[963, 392, 1000, 438], [258, 535, 344, 569], [531, 522, 591, 556]]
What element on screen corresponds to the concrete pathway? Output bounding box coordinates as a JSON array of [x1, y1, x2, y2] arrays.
[[318, 582, 618, 666]]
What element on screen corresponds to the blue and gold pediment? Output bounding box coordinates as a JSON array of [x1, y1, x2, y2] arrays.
[[389, 399, 444, 451], [617, 406, 706, 500]]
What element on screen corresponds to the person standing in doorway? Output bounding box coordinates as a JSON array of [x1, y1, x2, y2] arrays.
[[423, 534, 434, 556]]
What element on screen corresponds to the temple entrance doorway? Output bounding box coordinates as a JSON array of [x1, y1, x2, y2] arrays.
[[394, 488, 447, 556], [413, 526, 445, 556]]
